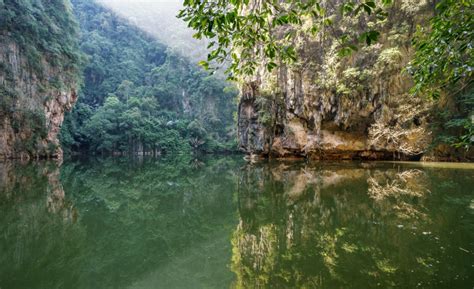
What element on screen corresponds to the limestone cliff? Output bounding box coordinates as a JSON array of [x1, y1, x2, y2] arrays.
[[0, 0, 81, 160], [238, 1, 436, 160]]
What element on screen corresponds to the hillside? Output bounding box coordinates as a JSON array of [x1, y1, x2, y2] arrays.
[[61, 0, 238, 155]]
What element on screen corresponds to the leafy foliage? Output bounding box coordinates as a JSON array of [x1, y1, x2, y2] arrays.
[[178, 0, 393, 79], [411, 0, 473, 98], [0, 0, 82, 80], [411, 0, 473, 150], [432, 91, 474, 151], [61, 0, 239, 155]]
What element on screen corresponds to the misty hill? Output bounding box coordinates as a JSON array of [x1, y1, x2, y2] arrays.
[[97, 0, 208, 62]]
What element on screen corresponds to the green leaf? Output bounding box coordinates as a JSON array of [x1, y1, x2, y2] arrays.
[[198, 60, 209, 70], [341, 3, 355, 15], [363, 4, 372, 15], [365, 1, 376, 9], [337, 45, 358, 57], [361, 30, 380, 45], [266, 61, 277, 71]]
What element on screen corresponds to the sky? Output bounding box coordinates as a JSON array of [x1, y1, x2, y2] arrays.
[[96, 0, 209, 62]]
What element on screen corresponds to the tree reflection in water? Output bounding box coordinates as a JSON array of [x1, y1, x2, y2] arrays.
[[232, 162, 473, 289], [0, 157, 241, 289], [0, 159, 472, 289]]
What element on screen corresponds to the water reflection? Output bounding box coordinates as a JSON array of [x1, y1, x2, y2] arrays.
[[0, 157, 241, 289], [233, 162, 473, 289], [0, 161, 83, 289], [0, 158, 472, 289]]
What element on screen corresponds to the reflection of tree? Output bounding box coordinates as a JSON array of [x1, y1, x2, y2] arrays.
[[0, 156, 243, 289], [0, 162, 84, 289], [368, 169, 430, 222], [60, 156, 241, 288], [232, 162, 473, 288], [232, 222, 279, 288], [368, 169, 428, 200]]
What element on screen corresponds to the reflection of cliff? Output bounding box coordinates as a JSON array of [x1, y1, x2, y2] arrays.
[[0, 161, 77, 222], [232, 162, 472, 288], [0, 161, 83, 289], [368, 169, 428, 200], [45, 165, 78, 221]]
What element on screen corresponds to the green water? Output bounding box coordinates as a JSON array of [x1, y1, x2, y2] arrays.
[[0, 157, 473, 289]]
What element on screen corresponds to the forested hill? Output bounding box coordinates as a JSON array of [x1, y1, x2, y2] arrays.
[[0, 0, 81, 159], [60, 0, 238, 155]]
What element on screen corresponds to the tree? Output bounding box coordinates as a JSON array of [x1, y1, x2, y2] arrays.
[[411, 0, 473, 98], [411, 0, 473, 150], [178, 0, 393, 79]]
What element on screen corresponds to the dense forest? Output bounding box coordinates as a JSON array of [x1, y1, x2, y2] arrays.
[[0, 0, 81, 83], [60, 0, 238, 156]]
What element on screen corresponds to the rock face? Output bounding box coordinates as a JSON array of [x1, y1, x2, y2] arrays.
[[238, 1, 434, 160], [0, 0, 81, 160], [0, 40, 77, 160]]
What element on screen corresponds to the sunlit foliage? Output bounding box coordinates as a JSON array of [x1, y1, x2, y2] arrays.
[[179, 0, 393, 79]]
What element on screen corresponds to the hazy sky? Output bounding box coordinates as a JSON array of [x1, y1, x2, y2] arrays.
[[96, 0, 208, 62]]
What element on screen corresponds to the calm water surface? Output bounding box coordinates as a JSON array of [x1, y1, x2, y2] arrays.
[[0, 157, 473, 288]]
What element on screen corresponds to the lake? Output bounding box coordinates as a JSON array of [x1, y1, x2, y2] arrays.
[[0, 156, 473, 288]]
